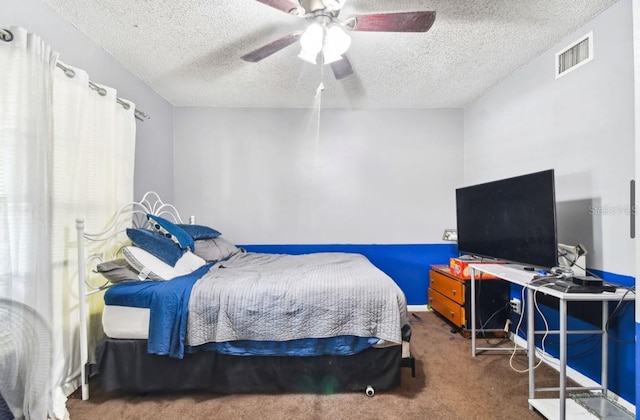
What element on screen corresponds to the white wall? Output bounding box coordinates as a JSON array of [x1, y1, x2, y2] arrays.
[[4, 0, 175, 202], [464, 0, 635, 276], [174, 107, 464, 245]]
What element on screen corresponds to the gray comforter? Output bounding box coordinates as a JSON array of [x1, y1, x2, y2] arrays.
[[186, 252, 408, 346]]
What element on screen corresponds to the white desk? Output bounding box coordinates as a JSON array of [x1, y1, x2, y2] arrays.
[[469, 264, 634, 420]]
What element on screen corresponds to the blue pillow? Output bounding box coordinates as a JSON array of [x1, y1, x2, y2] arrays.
[[147, 214, 195, 251], [126, 228, 184, 266], [177, 224, 221, 240]]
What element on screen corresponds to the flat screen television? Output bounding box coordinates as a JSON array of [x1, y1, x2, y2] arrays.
[[455, 169, 558, 269]]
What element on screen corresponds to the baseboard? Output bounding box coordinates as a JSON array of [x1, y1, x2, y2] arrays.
[[511, 334, 635, 414], [408, 304, 430, 312]]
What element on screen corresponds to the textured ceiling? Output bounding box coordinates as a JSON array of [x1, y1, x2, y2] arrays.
[[44, 0, 618, 109]]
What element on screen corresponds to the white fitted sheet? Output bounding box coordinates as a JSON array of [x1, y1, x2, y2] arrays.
[[102, 305, 150, 339], [102, 304, 404, 350]]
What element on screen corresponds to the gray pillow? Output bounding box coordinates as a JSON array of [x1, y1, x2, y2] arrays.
[[121, 248, 164, 280], [96, 259, 150, 283], [193, 237, 240, 262]]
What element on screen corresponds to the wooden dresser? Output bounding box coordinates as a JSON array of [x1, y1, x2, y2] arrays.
[[428, 265, 509, 332]]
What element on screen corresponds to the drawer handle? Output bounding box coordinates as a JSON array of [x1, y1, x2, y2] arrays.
[[449, 311, 455, 317], [451, 289, 456, 295]]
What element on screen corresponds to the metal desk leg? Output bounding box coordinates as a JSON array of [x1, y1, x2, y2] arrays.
[[527, 287, 535, 402], [602, 300, 608, 397], [559, 299, 567, 420], [471, 268, 476, 357]]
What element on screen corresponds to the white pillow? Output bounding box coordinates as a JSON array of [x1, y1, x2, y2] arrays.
[[123, 246, 206, 280]]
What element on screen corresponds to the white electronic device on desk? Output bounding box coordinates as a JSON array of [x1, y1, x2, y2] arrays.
[[557, 243, 587, 276]]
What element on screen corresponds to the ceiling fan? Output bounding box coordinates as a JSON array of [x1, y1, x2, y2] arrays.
[[241, 0, 436, 80]]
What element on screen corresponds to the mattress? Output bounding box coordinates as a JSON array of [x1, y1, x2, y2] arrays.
[[102, 305, 150, 339], [102, 304, 402, 352]]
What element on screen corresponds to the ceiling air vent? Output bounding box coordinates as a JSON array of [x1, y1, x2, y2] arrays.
[[556, 31, 593, 78]]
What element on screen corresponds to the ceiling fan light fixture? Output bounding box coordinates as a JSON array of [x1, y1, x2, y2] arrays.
[[298, 22, 324, 64], [322, 51, 343, 64], [322, 24, 351, 64], [322, 0, 347, 11], [298, 48, 318, 64]]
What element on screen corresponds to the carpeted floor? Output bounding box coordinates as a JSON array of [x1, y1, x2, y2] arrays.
[[67, 311, 566, 419]]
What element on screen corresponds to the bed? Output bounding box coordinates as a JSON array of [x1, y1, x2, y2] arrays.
[[76, 192, 413, 400]]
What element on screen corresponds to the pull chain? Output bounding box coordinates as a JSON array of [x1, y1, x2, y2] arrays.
[[314, 62, 325, 162]]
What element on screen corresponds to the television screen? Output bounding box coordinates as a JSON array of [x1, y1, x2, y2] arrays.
[[455, 169, 558, 269]]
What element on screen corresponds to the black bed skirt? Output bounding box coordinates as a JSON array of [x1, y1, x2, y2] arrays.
[[97, 339, 402, 395]]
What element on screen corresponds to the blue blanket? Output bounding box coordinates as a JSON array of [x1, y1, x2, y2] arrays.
[[188, 336, 379, 357], [104, 263, 213, 358]]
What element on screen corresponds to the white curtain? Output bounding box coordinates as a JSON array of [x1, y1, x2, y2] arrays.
[[50, 62, 136, 409], [0, 26, 136, 419], [0, 26, 57, 420]]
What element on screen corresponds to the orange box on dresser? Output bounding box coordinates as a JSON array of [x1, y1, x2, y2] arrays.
[[449, 257, 505, 279]]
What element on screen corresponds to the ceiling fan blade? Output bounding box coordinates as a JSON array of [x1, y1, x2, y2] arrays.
[[330, 55, 354, 80], [347, 11, 436, 32], [255, 0, 305, 15], [241, 33, 301, 62]]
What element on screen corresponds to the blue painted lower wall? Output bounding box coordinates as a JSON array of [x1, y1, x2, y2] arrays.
[[637, 322, 640, 411], [588, 269, 635, 287], [239, 243, 458, 305]]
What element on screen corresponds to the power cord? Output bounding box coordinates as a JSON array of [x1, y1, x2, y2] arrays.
[[605, 286, 635, 344], [509, 278, 552, 373], [478, 304, 511, 345]]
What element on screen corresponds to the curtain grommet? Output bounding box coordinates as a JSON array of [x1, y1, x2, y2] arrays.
[[0, 28, 14, 42]]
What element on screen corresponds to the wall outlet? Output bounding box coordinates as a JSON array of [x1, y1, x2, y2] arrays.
[[509, 298, 522, 315]]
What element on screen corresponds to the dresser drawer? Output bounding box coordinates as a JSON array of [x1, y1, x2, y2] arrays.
[[428, 288, 465, 328], [430, 269, 465, 305]]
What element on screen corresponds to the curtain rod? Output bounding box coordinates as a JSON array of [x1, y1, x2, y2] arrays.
[[55, 61, 150, 121], [1, 27, 150, 122]]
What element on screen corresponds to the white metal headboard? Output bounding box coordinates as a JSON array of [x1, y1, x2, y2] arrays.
[[75, 191, 187, 400]]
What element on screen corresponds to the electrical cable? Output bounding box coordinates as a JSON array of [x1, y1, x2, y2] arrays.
[[478, 304, 511, 345], [509, 278, 554, 373], [480, 304, 510, 330], [605, 286, 636, 344]]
